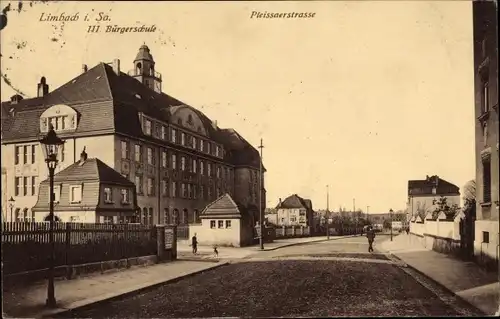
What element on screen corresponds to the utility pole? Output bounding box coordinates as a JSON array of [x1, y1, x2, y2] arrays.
[[390, 208, 394, 241], [258, 138, 265, 250], [366, 205, 370, 224], [353, 198, 357, 235], [326, 185, 330, 240]]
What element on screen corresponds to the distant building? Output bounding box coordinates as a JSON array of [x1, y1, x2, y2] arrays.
[[407, 175, 460, 220], [473, 1, 499, 265], [275, 194, 314, 227], [32, 149, 138, 223]]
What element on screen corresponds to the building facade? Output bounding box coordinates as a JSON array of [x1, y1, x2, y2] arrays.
[[407, 175, 461, 220], [1, 44, 266, 226], [275, 194, 314, 227], [473, 1, 499, 265], [31, 149, 138, 223]]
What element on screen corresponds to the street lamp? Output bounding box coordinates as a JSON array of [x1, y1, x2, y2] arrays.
[[8, 196, 15, 222], [389, 208, 394, 241], [39, 124, 65, 308]]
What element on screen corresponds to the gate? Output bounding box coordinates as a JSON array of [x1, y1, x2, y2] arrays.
[[459, 214, 474, 260]]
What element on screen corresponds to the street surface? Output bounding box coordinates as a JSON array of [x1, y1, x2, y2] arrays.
[[63, 235, 484, 318]]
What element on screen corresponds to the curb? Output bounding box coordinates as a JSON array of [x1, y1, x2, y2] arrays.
[[388, 253, 488, 316], [261, 234, 360, 251], [41, 261, 231, 318]]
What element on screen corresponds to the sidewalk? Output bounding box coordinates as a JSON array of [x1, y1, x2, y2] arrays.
[[379, 234, 499, 316], [177, 235, 358, 260], [2, 260, 229, 319]]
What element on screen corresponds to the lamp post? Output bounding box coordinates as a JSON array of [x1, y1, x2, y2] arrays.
[[258, 138, 265, 250], [389, 208, 394, 241], [39, 124, 65, 308], [8, 196, 15, 222]]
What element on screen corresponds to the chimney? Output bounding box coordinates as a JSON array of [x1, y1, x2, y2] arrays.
[[82, 64, 88, 73], [78, 147, 88, 165], [10, 94, 23, 104], [112, 59, 121, 75], [37, 77, 49, 97]]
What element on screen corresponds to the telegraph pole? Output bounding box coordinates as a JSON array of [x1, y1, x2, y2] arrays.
[[258, 138, 265, 250], [326, 185, 330, 240]]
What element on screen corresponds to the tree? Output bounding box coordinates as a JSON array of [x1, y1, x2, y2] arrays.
[[432, 196, 460, 219], [462, 179, 476, 219]]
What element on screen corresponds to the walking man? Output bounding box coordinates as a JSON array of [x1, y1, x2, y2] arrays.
[[366, 226, 376, 252], [191, 233, 198, 255]]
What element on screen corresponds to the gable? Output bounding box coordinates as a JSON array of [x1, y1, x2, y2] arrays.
[[170, 105, 208, 136]]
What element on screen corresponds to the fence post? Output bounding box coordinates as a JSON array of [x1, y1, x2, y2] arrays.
[[65, 223, 72, 279], [156, 225, 166, 263], [171, 225, 177, 260]]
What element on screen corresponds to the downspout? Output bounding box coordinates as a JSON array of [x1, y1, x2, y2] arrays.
[[157, 149, 161, 225]]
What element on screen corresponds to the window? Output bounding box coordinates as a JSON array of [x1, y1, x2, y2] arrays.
[[216, 166, 221, 178], [290, 217, 296, 222], [215, 146, 220, 157], [482, 231, 489, 244], [70, 185, 82, 203], [15, 146, 21, 165], [161, 125, 167, 140], [207, 143, 211, 154], [162, 151, 168, 168], [23, 146, 28, 164], [200, 161, 204, 175], [60, 143, 65, 162], [200, 185, 205, 200], [134, 144, 142, 162], [208, 186, 212, 200], [104, 187, 112, 203], [193, 159, 197, 173], [171, 129, 177, 143], [210, 220, 216, 229], [200, 139, 204, 152], [144, 119, 152, 135], [147, 177, 155, 196], [171, 181, 177, 198], [31, 176, 37, 195], [23, 177, 28, 196], [15, 177, 21, 196], [162, 179, 168, 196], [218, 220, 224, 229], [181, 156, 186, 171], [181, 132, 185, 146], [121, 189, 129, 204], [31, 145, 36, 164], [164, 208, 169, 224], [188, 184, 192, 198], [192, 136, 196, 149], [121, 141, 129, 159], [207, 163, 211, 176], [181, 183, 187, 198], [482, 158, 491, 203], [53, 185, 61, 203], [193, 185, 197, 199], [102, 216, 113, 224], [482, 79, 489, 113], [172, 154, 177, 170], [225, 220, 231, 228], [147, 147, 154, 165], [135, 175, 143, 194]]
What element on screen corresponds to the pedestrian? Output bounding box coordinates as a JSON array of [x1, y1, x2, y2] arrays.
[[213, 244, 219, 258], [406, 227, 409, 235], [366, 226, 375, 252], [191, 233, 198, 255]]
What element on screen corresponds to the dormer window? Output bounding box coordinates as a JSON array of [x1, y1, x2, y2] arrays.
[[121, 189, 129, 204], [104, 187, 113, 203], [192, 136, 196, 149], [215, 145, 220, 157], [144, 119, 152, 135], [39, 105, 78, 133], [171, 129, 177, 143], [181, 132, 185, 146]]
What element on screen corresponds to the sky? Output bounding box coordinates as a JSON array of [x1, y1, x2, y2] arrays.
[[0, 1, 475, 214]]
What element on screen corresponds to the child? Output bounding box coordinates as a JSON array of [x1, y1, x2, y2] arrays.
[[213, 244, 219, 258]]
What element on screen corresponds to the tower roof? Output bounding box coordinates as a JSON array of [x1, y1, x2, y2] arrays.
[[134, 44, 154, 62]]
